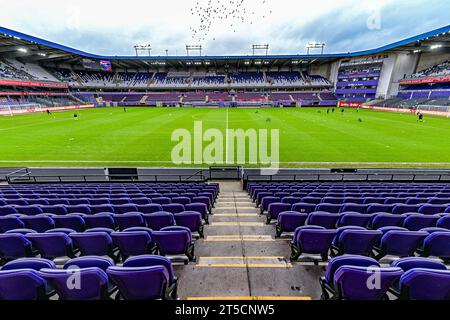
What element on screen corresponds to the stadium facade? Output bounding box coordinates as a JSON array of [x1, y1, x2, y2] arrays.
[[1, 25, 450, 114]]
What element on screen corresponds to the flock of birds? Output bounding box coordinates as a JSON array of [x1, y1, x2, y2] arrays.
[[189, 0, 273, 42]]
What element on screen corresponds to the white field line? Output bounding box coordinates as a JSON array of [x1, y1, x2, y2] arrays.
[[1, 160, 450, 166], [225, 107, 229, 164]]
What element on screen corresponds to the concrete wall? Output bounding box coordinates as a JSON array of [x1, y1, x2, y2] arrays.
[[386, 53, 420, 97]]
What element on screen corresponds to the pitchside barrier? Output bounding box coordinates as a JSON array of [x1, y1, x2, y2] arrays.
[[5, 167, 450, 185], [0, 104, 95, 116], [362, 105, 450, 117]]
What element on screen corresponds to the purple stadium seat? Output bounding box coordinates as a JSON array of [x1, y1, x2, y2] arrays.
[[315, 203, 342, 214], [403, 214, 440, 231], [0, 270, 48, 300], [337, 213, 372, 227], [64, 256, 115, 272], [0, 233, 34, 260], [114, 213, 145, 230], [136, 204, 163, 214], [275, 212, 308, 237], [0, 216, 25, 233], [334, 266, 403, 300], [0, 206, 20, 216], [84, 213, 116, 230], [267, 203, 291, 224], [153, 226, 195, 263], [162, 204, 185, 214], [107, 266, 170, 300], [291, 203, 316, 214], [373, 230, 428, 260], [290, 226, 337, 262], [143, 212, 175, 231], [20, 216, 55, 233], [69, 232, 116, 260], [260, 197, 280, 214], [174, 212, 204, 238], [111, 231, 154, 260], [320, 255, 380, 300], [52, 214, 86, 232], [399, 269, 450, 300], [306, 212, 340, 229], [152, 197, 172, 205], [332, 229, 382, 256], [15, 205, 44, 216], [437, 215, 450, 229], [26, 233, 76, 260], [40, 268, 109, 300], [2, 257, 56, 271], [420, 232, 450, 260], [90, 205, 115, 214], [185, 203, 209, 224], [370, 213, 406, 229], [123, 254, 178, 299]]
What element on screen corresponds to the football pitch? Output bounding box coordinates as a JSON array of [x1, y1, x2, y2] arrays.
[[1, 106, 450, 168]]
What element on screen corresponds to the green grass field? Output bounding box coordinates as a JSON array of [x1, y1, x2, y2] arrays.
[[1, 107, 450, 168]]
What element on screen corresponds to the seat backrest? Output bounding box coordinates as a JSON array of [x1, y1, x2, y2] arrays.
[[64, 256, 115, 272], [296, 229, 337, 254], [40, 267, 108, 300], [0, 269, 47, 300], [423, 232, 450, 258], [123, 254, 175, 283], [391, 257, 447, 272], [143, 212, 174, 230], [2, 257, 55, 272], [26, 233, 73, 259], [0, 216, 24, 233], [307, 212, 340, 229], [111, 231, 152, 257], [0, 233, 32, 259], [325, 255, 379, 284], [153, 230, 190, 255], [381, 231, 428, 256], [70, 232, 113, 256], [107, 266, 169, 300], [403, 215, 439, 231], [334, 266, 403, 300], [400, 268, 450, 300], [174, 212, 202, 231], [338, 230, 382, 255]]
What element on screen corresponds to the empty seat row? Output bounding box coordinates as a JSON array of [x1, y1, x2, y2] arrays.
[[0, 255, 178, 300], [0, 227, 196, 264], [0, 202, 210, 217], [0, 211, 206, 234], [290, 225, 450, 262], [274, 211, 450, 235], [319, 255, 450, 300], [262, 200, 450, 215]]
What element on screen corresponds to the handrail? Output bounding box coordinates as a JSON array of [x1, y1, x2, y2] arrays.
[[243, 173, 450, 184], [6, 173, 207, 184], [6, 167, 30, 177]]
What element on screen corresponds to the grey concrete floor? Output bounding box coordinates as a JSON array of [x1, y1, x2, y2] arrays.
[[174, 181, 324, 300]]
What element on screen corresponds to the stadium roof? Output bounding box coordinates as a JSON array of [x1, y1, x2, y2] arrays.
[[1, 25, 450, 69]]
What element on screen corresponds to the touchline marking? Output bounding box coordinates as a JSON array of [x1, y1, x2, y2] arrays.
[[209, 222, 266, 227], [225, 107, 229, 164], [1, 160, 450, 166], [187, 296, 312, 300]]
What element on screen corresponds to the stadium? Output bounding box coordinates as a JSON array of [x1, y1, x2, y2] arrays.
[[1, 0, 450, 306]]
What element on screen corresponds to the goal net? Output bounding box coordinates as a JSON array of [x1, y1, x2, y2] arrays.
[[0, 104, 43, 116]]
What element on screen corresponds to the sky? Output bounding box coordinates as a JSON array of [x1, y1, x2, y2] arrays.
[[1, 0, 449, 56]]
